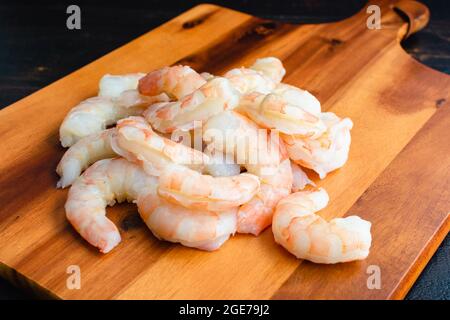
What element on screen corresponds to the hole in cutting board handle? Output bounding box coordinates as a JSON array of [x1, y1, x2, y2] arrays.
[[392, 0, 430, 40]]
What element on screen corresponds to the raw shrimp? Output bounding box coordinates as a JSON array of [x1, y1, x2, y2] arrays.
[[138, 193, 237, 251], [158, 164, 259, 211], [237, 158, 293, 235], [224, 67, 276, 95], [203, 148, 241, 177], [65, 158, 158, 253], [204, 111, 293, 235], [111, 117, 209, 175], [291, 162, 315, 192], [143, 77, 240, 133], [57, 128, 116, 188], [236, 92, 326, 138], [59, 90, 167, 147], [250, 57, 286, 83], [113, 117, 260, 211], [282, 112, 353, 179], [138, 65, 206, 100], [272, 188, 371, 263], [223, 57, 285, 95], [99, 73, 146, 98], [271, 83, 321, 116]]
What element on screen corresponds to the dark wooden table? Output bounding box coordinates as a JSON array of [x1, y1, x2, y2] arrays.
[[0, 0, 448, 299]]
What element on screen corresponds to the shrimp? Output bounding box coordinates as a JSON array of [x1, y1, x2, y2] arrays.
[[65, 158, 158, 253], [271, 83, 321, 116], [112, 117, 260, 211], [143, 77, 240, 133], [111, 117, 209, 175], [237, 158, 293, 235], [138, 65, 206, 100], [272, 188, 371, 263], [291, 162, 315, 192], [223, 57, 285, 95], [203, 148, 241, 177], [236, 92, 326, 138], [59, 90, 168, 147], [282, 112, 353, 179], [158, 164, 259, 211], [250, 57, 286, 83], [224, 67, 276, 95], [138, 193, 237, 251], [98, 73, 146, 98], [57, 128, 116, 188], [204, 111, 293, 235]]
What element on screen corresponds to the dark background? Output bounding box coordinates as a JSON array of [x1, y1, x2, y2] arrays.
[[0, 0, 448, 299]]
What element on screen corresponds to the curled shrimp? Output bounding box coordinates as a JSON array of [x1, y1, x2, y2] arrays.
[[237, 159, 293, 235], [250, 57, 286, 83], [65, 158, 158, 253], [59, 90, 168, 147], [203, 148, 241, 177], [113, 116, 260, 211], [223, 57, 285, 95], [158, 164, 259, 211], [143, 77, 240, 133], [271, 83, 321, 116], [224, 67, 276, 95], [138, 65, 206, 100], [236, 92, 326, 138], [111, 116, 209, 175], [56, 128, 116, 188], [282, 112, 353, 179], [291, 162, 315, 192], [99, 73, 146, 98], [138, 193, 237, 251], [204, 111, 293, 235], [272, 188, 371, 264]]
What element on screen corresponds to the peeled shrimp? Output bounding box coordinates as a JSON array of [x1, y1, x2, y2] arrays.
[[112, 116, 209, 175], [291, 162, 315, 192], [57, 128, 116, 188], [143, 77, 240, 133], [272, 188, 371, 263], [271, 83, 321, 116], [282, 112, 353, 179], [158, 164, 259, 212], [203, 148, 241, 177], [65, 158, 158, 253], [138, 65, 206, 100], [224, 67, 276, 95], [113, 116, 260, 211], [204, 111, 293, 235], [250, 57, 286, 83], [98, 73, 146, 98], [237, 92, 326, 138], [60, 90, 167, 147], [138, 193, 237, 251], [223, 57, 285, 95], [237, 158, 293, 235]]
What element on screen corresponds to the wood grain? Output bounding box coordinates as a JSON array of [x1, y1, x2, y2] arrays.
[[0, 0, 448, 299]]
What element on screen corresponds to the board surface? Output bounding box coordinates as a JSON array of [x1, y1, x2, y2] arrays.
[[0, 0, 449, 299]]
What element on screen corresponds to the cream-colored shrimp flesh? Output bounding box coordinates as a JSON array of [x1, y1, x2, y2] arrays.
[[57, 128, 116, 188], [272, 188, 371, 264], [65, 158, 157, 253], [112, 117, 260, 211]]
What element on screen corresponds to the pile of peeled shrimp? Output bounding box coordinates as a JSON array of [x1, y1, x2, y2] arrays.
[[57, 57, 371, 264]]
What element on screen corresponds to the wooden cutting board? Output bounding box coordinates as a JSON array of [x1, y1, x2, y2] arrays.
[[0, 0, 448, 300]]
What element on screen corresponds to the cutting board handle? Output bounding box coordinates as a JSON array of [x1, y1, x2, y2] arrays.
[[392, 0, 430, 39]]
